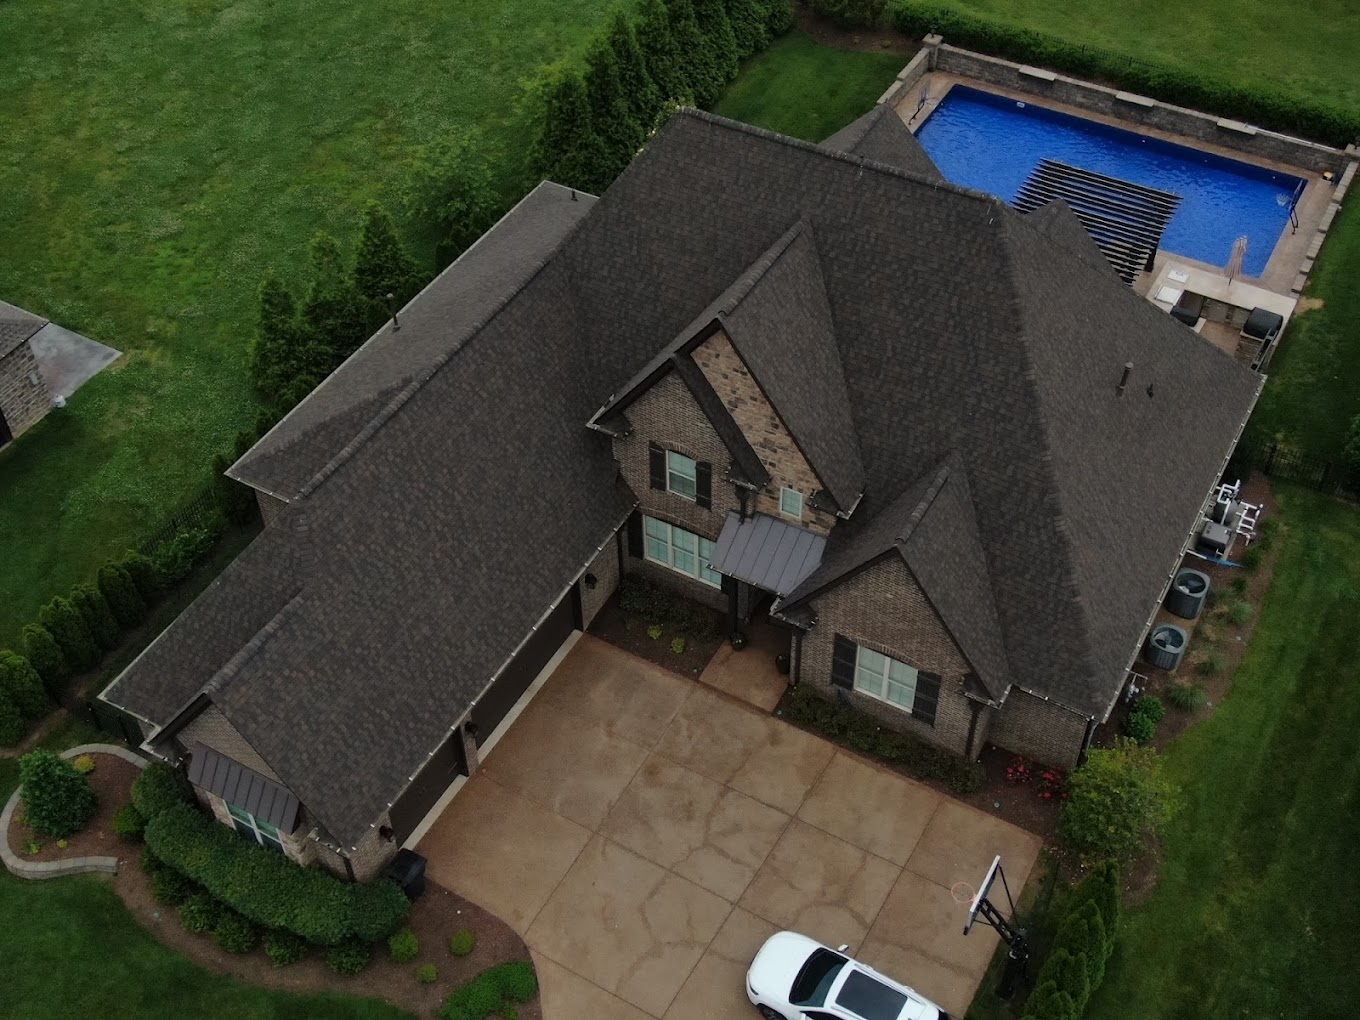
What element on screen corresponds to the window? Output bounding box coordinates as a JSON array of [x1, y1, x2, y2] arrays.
[[227, 802, 284, 853], [666, 450, 697, 500], [779, 486, 803, 519], [855, 646, 920, 710], [643, 516, 721, 587]]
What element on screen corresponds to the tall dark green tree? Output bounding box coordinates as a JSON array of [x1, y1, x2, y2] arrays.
[[352, 201, 422, 316], [249, 276, 304, 401], [584, 34, 647, 182], [72, 584, 120, 651], [38, 596, 98, 672], [21, 624, 68, 692], [726, 0, 771, 57], [607, 12, 663, 137], [762, 0, 794, 36], [400, 129, 502, 267], [667, 0, 723, 108], [0, 651, 48, 720], [693, 0, 741, 82], [529, 62, 612, 193], [636, 0, 691, 104], [302, 231, 367, 363]]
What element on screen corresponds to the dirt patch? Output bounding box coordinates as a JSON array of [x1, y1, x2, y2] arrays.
[[7, 752, 141, 860], [1296, 295, 1325, 313], [968, 744, 1064, 844], [796, 7, 919, 56], [115, 864, 541, 1018], [588, 596, 726, 678]]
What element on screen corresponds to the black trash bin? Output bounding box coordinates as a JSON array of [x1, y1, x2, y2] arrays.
[[386, 848, 427, 901]]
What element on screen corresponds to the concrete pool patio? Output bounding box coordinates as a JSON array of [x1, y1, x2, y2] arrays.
[[416, 635, 1041, 1019]]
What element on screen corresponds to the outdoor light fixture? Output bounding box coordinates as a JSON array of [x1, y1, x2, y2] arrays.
[[584, 572, 598, 589]]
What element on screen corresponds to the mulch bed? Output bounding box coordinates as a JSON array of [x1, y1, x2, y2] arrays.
[[115, 865, 541, 1019], [6, 751, 141, 862], [795, 7, 919, 56], [588, 596, 726, 678]]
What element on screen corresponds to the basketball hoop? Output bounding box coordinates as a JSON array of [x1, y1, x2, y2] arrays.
[[950, 881, 976, 905]]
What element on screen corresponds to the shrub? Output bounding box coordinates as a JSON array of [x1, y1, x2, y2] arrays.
[[647, 624, 662, 640], [1229, 600, 1253, 626], [763, 0, 794, 35], [1196, 649, 1226, 676], [418, 963, 439, 984], [1038, 948, 1090, 1014], [0, 651, 48, 719], [1061, 738, 1177, 865], [143, 803, 409, 945], [670, 637, 685, 653], [72, 584, 120, 651], [38, 596, 100, 672], [131, 761, 192, 820], [18, 749, 98, 838], [23, 839, 41, 856], [1021, 980, 1077, 1020], [1123, 695, 1164, 744], [0, 692, 24, 747], [437, 961, 538, 1020], [326, 938, 372, 975], [1055, 901, 1107, 990], [264, 928, 308, 967], [449, 929, 476, 956], [400, 130, 502, 268], [1240, 545, 1263, 571], [1229, 575, 1250, 597], [1068, 861, 1121, 962], [153, 526, 219, 584], [491, 960, 539, 1002], [72, 754, 96, 774], [113, 804, 147, 841], [98, 562, 146, 629], [22, 624, 69, 691], [214, 908, 260, 954], [616, 576, 715, 635], [389, 928, 420, 963], [1166, 680, 1207, 711], [152, 865, 198, 905], [179, 893, 225, 935]]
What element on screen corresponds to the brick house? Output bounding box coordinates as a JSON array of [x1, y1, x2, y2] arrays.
[[0, 300, 53, 446], [103, 107, 1261, 881]]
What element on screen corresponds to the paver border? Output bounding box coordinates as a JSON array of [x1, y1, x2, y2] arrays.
[[1, 743, 147, 880]]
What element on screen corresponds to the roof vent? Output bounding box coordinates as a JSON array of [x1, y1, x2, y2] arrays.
[[1117, 361, 1133, 396]]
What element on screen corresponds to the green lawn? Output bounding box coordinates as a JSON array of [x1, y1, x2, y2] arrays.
[[0, 0, 616, 646], [915, 0, 1360, 112], [1084, 486, 1360, 1020], [713, 30, 906, 141]]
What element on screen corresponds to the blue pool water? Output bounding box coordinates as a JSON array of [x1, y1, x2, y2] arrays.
[[915, 86, 1304, 277]]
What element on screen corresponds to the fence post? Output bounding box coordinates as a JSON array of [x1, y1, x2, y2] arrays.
[[1263, 443, 1278, 474]]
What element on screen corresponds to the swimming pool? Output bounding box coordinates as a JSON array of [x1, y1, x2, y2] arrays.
[[915, 86, 1304, 277]]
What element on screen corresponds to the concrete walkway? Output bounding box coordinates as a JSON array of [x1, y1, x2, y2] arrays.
[[418, 636, 1040, 1019]]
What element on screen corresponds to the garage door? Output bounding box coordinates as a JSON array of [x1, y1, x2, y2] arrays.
[[470, 586, 580, 745]]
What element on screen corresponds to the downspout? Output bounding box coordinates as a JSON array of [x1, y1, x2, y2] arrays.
[[341, 852, 356, 883], [792, 630, 804, 687], [964, 699, 984, 760], [1078, 716, 1099, 765]]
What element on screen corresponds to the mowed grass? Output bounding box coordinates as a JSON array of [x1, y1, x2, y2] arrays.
[[1085, 486, 1360, 1020], [0, 0, 615, 646], [919, 0, 1360, 113], [713, 30, 905, 141]]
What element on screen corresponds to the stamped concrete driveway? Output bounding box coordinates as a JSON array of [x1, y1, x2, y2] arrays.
[[418, 635, 1040, 1020]]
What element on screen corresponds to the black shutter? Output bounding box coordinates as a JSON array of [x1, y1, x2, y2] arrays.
[[627, 512, 644, 559], [649, 442, 666, 490], [695, 461, 712, 509], [913, 672, 941, 727], [831, 635, 857, 690]]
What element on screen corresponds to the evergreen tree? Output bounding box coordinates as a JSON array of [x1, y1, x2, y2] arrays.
[[667, 0, 723, 108], [636, 0, 692, 105], [72, 584, 120, 651], [584, 34, 647, 182], [249, 275, 304, 401], [400, 129, 502, 268], [352, 200, 422, 315], [98, 562, 147, 629], [212, 451, 259, 526], [607, 12, 663, 140], [529, 62, 612, 193], [1041, 948, 1090, 1014], [120, 551, 165, 602], [762, 0, 795, 36], [38, 596, 98, 672], [19, 748, 98, 838], [21, 624, 69, 692], [726, 0, 771, 58], [0, 690, 23, 747], [301, 231, 367, 363], [693, 0, 741, 83], [0, 651, 48, 720]]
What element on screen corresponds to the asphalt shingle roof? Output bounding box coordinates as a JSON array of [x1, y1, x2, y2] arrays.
[[822, 105, 945, 182], [0, 299, 47, 359]]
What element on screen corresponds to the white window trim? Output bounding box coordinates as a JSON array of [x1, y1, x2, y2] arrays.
[[853, 645, 921, 715], [227, 802, 284, 853], [643, 515, 721, 587], [779, 486, 804, 519], [666, 450, 698, 501]]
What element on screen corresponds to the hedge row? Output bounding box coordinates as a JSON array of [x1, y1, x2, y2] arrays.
[[886, 2, 1360, 147], [143, 802, 408, 946], [1021, 863, 1121, 1020], [616, 575, 718, 635], [0, 651, 47, 747], [786, 683, 984, 794]]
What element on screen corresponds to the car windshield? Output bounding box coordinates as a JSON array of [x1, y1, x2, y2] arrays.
[[836, 970, 909, 1020], [790, 948, 848, 1007]]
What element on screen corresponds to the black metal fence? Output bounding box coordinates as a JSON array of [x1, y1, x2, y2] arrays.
[[1228, 437, 1360, 502], [138, 484, 221, 559]]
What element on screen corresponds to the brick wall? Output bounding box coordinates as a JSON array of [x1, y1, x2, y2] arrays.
[[256, 492, 288, 526], [693, 331, 838, 533], [310, 812, 399, 883], [177, 705, 283, 781], [800, 556, 987, 757], [989, 688, 1089, 768], [579, 534, 620, 627], [0, 341, 50, 440]]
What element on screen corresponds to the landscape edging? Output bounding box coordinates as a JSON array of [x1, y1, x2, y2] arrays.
[[1, 742, 147, 880]]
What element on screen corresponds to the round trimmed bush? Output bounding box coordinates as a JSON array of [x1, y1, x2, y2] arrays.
[[179, 893, 224, 935], [72, 754, 96, 775], [389, 928, 420, 963], [326, 938, 372, 975], [264, 928, 307, 967], [113, 803, 147, 841], [131, 761, 191, 819], [214, 908, 259, 954], [18, 749, 98, 838], [1131, 695, 1165, 723], [417, 963, 438, 984], [449, 929, 476, 957]]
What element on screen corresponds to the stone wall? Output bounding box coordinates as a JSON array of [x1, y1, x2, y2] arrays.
[[256, 491, 288, 527], [0, 340, 50, 441], [177, 705, 283, 781], [579, 534, 620, 628], [800, 556, 987, 757], [990, 688, 1089, 768]]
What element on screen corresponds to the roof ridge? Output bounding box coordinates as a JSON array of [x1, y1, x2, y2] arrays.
[[713, 220, 806, 317], [894, 459, 952, 548], [202, 591, 306, 696]]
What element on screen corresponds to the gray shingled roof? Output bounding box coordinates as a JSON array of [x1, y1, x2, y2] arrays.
[[1023, 200, 1120, 279], [106, 109, 1261, 846], [0, 299, 47, 359], [822, 105, 945, 183]]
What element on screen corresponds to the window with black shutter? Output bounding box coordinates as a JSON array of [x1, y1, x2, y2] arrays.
[[913, 672, 942, 726], [626, 512, 644, 558], [648, 442, 666, 490], [831, 634, 857, 689], [695, 461, 712, 509]]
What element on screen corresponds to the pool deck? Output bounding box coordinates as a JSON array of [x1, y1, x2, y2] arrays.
[[894, 71, 1329, 299]]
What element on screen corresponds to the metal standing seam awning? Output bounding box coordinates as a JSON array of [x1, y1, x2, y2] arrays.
[[710, 511, 827, 597], [187, 744, 300, 833]]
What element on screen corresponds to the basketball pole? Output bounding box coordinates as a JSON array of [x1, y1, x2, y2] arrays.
[[966, 861, 1031, 998]]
